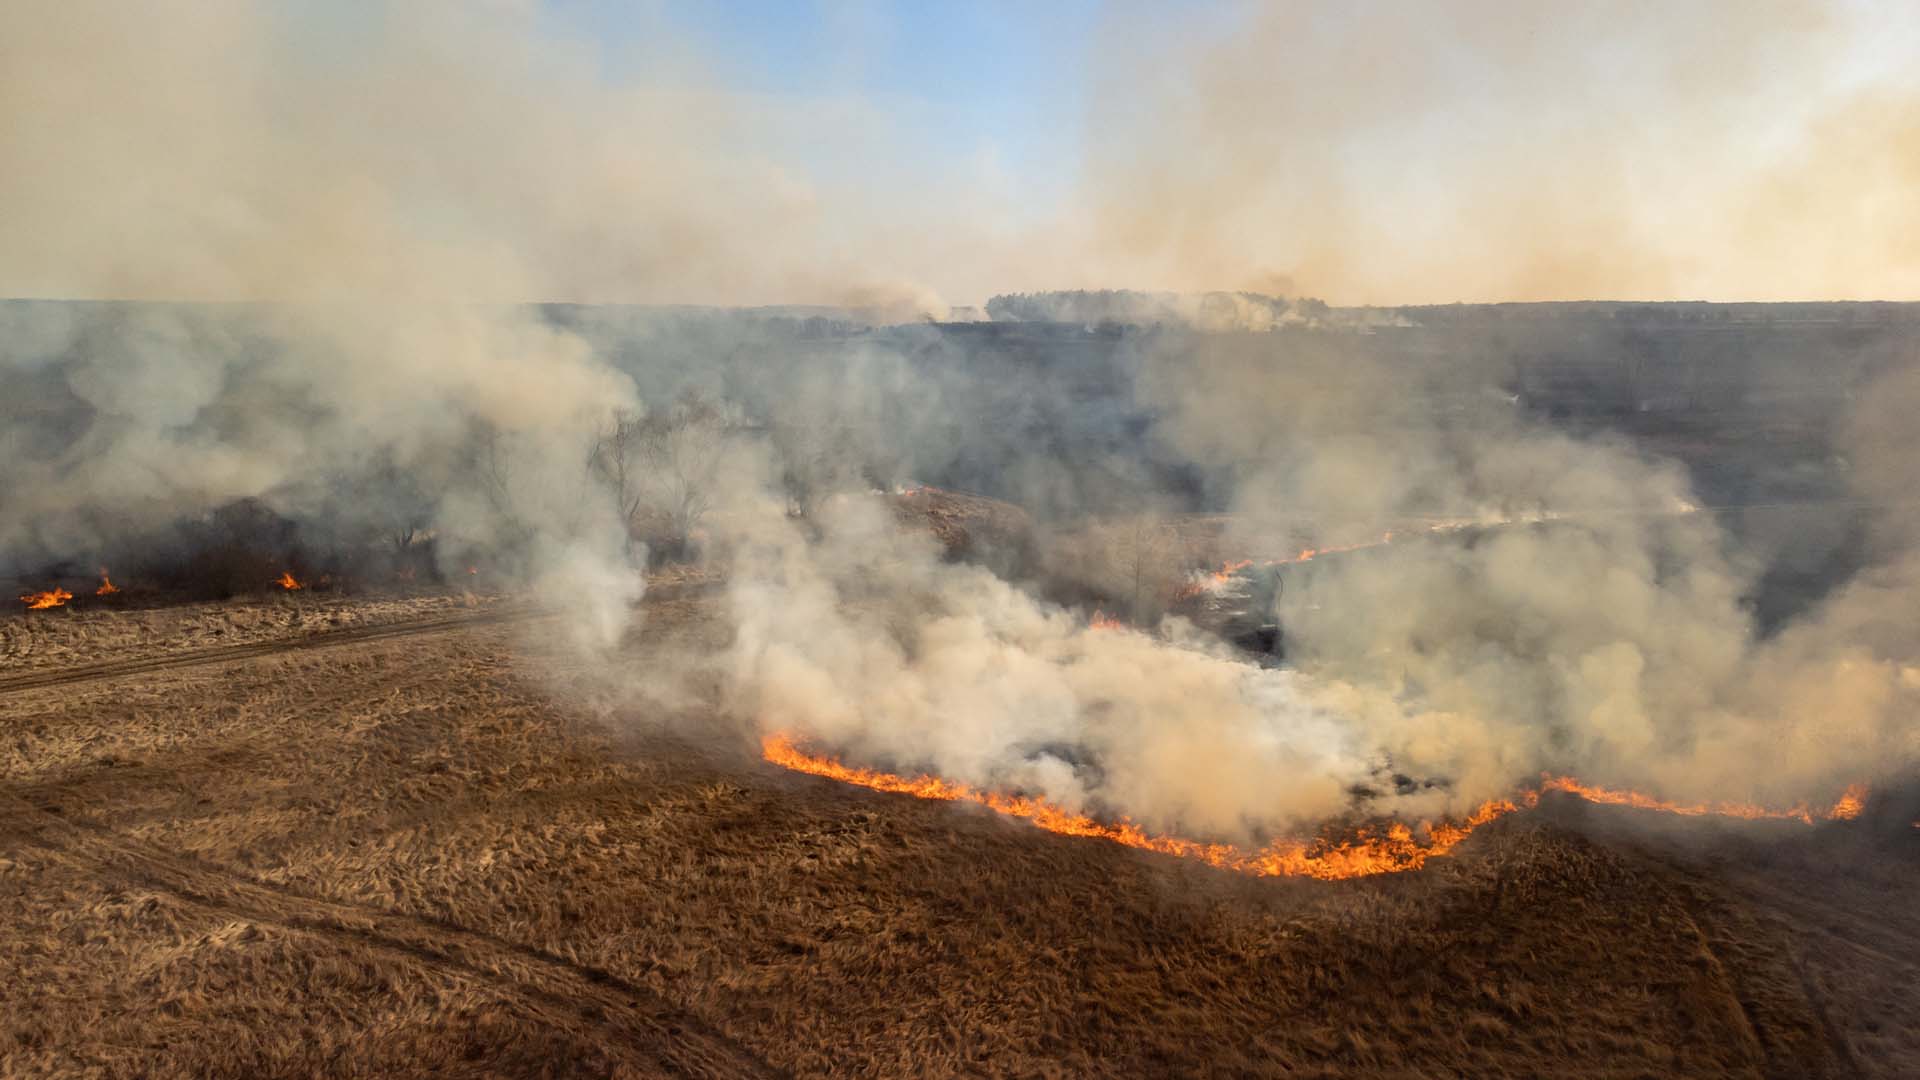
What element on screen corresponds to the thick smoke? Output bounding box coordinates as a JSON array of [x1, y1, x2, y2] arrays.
[[4, 2, 1918, 843], [712, 323, 1920, 836]]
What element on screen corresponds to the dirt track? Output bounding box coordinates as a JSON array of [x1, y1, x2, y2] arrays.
[[0, 605, 548, 695], [3, 795, 775, 1079], [3, 592, 1916, 1078]]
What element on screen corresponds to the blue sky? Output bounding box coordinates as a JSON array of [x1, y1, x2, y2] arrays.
[[546, 0, 1110, 211], [16, 1, 1920, 305]]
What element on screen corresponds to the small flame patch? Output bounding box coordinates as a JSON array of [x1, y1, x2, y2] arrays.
[[20, 587, 73, 610]]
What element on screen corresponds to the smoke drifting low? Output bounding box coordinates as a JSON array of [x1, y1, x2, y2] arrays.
[[10, 297, 1920, 837], [4, 2, 1918, 845], [701, 324, 1920, 836]]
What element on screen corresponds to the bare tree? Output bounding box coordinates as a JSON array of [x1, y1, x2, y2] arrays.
[[1107, 514, 1182, 625], [589, 408, 646, 555], [458, 420, 537, 566], [591, 392, 742, 561], [770, 416, 864, 518], [1045, 512, 1185, 625]]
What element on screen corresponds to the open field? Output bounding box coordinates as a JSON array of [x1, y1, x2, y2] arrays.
[[4, 591, 1916, 1079]]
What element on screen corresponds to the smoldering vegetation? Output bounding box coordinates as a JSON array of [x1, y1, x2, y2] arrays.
[[7, 296, 1920, 846]]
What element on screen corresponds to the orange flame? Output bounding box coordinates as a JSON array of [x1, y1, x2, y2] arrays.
[[761, 732, 1529, 880], [276, 571, 302, 591], [1089, 610, 1125, 631], [1176, 559, 1254, 600], [1209, 558, 1253, 582], [20, 587, 73, 610], [95, 567, 119, 596], [1179, 533, 1406, 602], [1540, 776, 1867, 825], [1285, 531, 1397, 565], [1828, 783, 1867, 821], [762, 735, 1876, 880]]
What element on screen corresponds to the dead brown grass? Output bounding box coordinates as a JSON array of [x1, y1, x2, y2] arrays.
[[0, 592, 504, 675], [2, 593, 1915, 1078]]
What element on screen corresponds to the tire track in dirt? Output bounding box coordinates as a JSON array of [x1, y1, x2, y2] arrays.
[[1640, 849, 1884, 1078], [0, 605, 551, 695], [2, 798, 781, 1079], [1704, 861, 1920, 972]]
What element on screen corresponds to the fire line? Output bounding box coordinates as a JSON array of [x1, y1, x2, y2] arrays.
[[762, 733, 1870, 880], [763, 732, 1529, 880]]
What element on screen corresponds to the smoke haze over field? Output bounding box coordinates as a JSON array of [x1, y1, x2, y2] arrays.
[[5, 2, 1920, 308], [3, 1, 1919, 842]]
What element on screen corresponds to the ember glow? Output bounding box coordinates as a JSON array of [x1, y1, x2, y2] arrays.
[[95, 568, 119, 596], [763, 734, 1878, 880], [20, 587, 73, 610], [761, 732, 1531, 880], [276, 571, 302, 590]]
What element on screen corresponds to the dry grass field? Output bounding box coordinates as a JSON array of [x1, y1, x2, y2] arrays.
[[3, 589, 1917, 1078]]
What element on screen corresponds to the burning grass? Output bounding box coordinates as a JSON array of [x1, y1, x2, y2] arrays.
[[763, 733, 1877, 882], [1542, 775, 1870, 825], [765, 731, 1533, 880], [19, 587, 73, 610]]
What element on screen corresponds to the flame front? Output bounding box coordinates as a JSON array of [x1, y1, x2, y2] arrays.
[[95, 567, 119, 596], [763, 734, 1876, 880], [1089, 610, 1125, 631], [20, 587, 74, 610], [1288, 531, 1396, 565], [276, 571, 302, 590], [1540, 776, 1867, 825], [761, 732, 1527, 880]]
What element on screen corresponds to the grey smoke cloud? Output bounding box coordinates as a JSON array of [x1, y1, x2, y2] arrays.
[[711, 322, 1919, 836], [3, 1, 1916, 843]]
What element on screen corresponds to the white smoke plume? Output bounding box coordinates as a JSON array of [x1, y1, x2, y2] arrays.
[[4, 1, 1918, 843], [709, 326, 1920, 838]]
